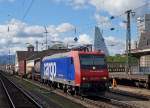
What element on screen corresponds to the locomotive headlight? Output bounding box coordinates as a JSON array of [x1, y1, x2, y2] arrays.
[[82, 77, 86, 80], [92, 66, 96, 70], [101, 77, 107, 80]]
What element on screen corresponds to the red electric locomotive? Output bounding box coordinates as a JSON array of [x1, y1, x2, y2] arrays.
[[41, 50, 109, 95], [71, 51, 109, 93]]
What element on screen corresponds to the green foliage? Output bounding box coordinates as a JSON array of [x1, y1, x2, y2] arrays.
[[106, 55, 138, 64]]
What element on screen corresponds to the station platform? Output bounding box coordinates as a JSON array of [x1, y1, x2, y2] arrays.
[[112, 85, 150, 97]]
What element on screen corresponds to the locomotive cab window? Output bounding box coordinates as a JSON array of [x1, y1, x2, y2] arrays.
[[79, 54, 107, 69]]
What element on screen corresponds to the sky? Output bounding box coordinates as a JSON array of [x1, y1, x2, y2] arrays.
[[0, 0, 149, 55]]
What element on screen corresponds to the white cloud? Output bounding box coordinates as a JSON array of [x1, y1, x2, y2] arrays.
[[89, 0, 146, 15], [69, 0, 88, 9], [24, 25, 44, 35], [0, 38, 7, 45], [119, 22, 126, 29], [94, 13, 111, 28], [62, 34, 92, 48], [89, 0, 103, 10], [56, 23, 74, 33], [54, 0, 146, 15], [0, 18, 75, 54], [53, 0, 88, 9], [78, 34, 92, 44], [104, 36, 125, 55]]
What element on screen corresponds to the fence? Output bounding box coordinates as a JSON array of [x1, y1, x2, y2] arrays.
[[107, 62, 150, 74], [107, 62, 126, 72]]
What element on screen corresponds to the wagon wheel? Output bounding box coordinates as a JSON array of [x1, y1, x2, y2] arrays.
[[145, 83, 149, 89]]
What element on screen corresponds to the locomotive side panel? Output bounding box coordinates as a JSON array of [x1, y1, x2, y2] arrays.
[[41, 57, 75, 85]]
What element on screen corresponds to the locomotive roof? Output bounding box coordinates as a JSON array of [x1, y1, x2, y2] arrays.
[[42, 50, 105, 61], [27, 49, 69, 61], [42, 52, 70, 61]]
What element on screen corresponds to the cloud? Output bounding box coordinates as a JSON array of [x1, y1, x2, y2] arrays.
[[89, 0, 146, 15], [56, 23, 74, 33], [62, 34, 92, 48], [94, 13, 111, 28], [53, 0, 88, 9], [54, 0, 147, 15], [78, 34, 92, 44], [69, 0, 88, 9], [104, 36, 125, 55], [0, 18, 75, 54], [119, 22, 126, 29]]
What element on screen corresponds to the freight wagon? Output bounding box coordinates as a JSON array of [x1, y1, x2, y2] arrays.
[[18, 60, 26, 77], [33, 58, 41, 80], [110, 72, 150, 88], [108, 62, 150, 89], [41, 51, 109, 95], [26, 60, 34, 79]]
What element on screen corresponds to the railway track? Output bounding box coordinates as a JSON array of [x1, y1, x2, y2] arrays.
[[109, 89, 150, 100], [0, 73, 43, 108], [83, 93, 140, 108], [4, 73, 149, 108], [19, 77, 146, 108]]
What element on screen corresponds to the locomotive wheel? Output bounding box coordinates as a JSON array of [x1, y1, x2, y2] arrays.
[[52, 82, 57, 89], [63, 85, 67, 93], [70, 90, 75, 95], [75, 87, 80, 96], [145, 83, 149, 89]]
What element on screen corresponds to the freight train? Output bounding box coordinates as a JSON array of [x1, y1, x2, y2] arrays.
[[40, 51, 109, 95]]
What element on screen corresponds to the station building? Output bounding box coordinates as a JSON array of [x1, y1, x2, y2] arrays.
[[131, 14, 150, 74]]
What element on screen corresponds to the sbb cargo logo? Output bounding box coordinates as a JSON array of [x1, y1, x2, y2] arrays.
[[44, 62, 56, 81]]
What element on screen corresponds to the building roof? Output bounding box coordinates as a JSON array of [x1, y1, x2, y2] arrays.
[[26, 49, 69, 61], [131, 48, 150, 57], [27, 44, 34, 48], [16, 51, 38, 61]]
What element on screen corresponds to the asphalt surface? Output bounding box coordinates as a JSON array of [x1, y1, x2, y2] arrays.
[[0, 78, 10, 108]]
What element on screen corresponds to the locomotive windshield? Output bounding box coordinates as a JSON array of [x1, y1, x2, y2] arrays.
[[79, 54, 107, 69]]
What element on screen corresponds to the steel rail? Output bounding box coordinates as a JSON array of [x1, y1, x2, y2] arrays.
[[0, 79, 15, 108], [0, 73, 43, 108], [109, 90, 150, 101], [97, 95, 138, 108], [13, 75, 141, 108]]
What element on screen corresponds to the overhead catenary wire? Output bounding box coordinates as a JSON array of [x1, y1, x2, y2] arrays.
[[22, 0, 35, 20], [74, 1, 150, 31]]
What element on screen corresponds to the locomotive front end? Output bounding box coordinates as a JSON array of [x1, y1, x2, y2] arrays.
[[79, 52, 109, 92]]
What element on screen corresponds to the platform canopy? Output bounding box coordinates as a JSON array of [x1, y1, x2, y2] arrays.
[[131, 48, 150, 57]]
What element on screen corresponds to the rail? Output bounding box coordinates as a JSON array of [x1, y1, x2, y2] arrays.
[[0, 73, 43, 108]]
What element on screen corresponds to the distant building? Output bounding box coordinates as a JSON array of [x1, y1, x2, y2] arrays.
[[137, 14, 150, 49], [15, 44, 69, 77], [130, 14, 150, 74], [15, 45, 38, 75], [94, 26, 109, 55], [27, 44, 35, 52], [138, 32, 150, 49], [26, 48, 69, 79], [137, 14, 150, 33]]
